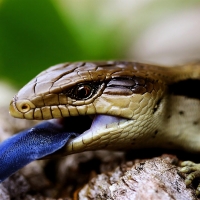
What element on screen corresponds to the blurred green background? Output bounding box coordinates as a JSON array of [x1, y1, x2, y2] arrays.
[[0, 0, 200, 89], [0, 0, 125, 87]]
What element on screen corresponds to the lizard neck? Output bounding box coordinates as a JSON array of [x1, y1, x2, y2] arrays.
[[158, 95, 200, 153]]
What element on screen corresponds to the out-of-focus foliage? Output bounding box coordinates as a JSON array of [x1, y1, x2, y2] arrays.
[[0, 0, 200, 87], [0, 0, 123, 87]]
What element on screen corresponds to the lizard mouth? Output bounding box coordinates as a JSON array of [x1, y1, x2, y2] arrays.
[[54, 115, 94, 136], [9, 99, 129, 153], [49, 114, 127, 154]]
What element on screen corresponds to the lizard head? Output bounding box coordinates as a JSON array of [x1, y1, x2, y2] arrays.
[[9, 61, 167, 155]]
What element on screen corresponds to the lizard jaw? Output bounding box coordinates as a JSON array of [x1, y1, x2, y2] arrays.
[[50, 114, 128, 155]]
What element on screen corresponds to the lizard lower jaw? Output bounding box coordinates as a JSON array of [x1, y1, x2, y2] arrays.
[[50, 114, 128, 155]]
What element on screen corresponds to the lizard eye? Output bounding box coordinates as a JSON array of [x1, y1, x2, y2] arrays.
[[68, 83, 97, 100], [75, 84, 92, 99]]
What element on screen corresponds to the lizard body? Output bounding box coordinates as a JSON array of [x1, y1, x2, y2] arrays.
[[9, 61, 200, 155]]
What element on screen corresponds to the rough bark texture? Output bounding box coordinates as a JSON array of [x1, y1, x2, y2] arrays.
[[78, 156, 197, 200], [0, 106, 198, 200]]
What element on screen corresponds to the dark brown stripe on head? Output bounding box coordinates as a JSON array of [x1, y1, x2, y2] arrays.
[[104, 77, 155, 95]]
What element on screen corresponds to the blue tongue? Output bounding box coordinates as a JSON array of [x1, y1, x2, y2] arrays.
[[0, 121, 77, 183]]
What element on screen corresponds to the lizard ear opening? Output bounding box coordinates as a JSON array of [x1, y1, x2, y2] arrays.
[[168, 79, 200, 100]]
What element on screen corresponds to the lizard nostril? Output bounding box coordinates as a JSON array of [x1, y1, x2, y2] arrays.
[[20, 103, 31, 112], [14, 99, 35, 114]]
